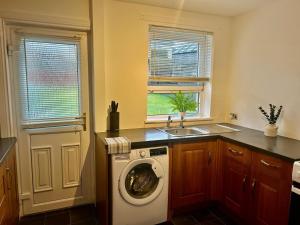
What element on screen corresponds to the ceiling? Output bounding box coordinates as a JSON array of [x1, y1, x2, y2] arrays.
[[116, 0, 276, 16]]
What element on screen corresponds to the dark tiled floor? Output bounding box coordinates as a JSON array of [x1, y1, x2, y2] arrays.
[[19, 205, 236, 225], [19, 204, 97, 225], [171, 208, 238, 225]]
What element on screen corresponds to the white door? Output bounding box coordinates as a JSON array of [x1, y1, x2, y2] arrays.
[[5, 25, 94, 215]]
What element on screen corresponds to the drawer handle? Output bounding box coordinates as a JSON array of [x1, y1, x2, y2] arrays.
[[228, 147, 243, 156], [260, 160, 280, 169]]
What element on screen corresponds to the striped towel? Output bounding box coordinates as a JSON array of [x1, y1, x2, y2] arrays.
[[105, 137, 131, 154]]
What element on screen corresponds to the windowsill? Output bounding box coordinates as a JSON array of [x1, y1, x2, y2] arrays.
[[145, 116, 213, 124]]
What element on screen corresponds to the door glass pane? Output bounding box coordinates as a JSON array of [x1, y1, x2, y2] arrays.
[[125, 163, 159, 199], [19, 38, 80, 122]]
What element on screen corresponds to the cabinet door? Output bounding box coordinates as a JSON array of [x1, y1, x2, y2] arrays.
[[171, 141, 216, 209], [250, 152, 292, 225], [0, 165, 7, 225], [9, 150, 19, 225], [0, 150, 19, 225], [222, 142, 251, 220]]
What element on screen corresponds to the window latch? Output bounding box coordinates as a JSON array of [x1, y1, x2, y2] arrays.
[[75, 113, 87, 131]]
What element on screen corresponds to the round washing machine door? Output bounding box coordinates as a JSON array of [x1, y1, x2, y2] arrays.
[[119, 158, 165, 206]]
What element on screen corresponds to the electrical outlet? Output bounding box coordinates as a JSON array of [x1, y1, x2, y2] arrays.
[[230, 113, 238, 120]]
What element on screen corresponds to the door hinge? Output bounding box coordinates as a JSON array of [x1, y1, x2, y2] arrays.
[[6, 44, 13, 56]]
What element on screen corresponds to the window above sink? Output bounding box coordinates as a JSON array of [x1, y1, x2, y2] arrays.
[[146, 25, 214, 121]]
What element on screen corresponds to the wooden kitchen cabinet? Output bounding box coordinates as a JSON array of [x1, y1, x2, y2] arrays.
[[171, 141, 217, 209], [222, 142, 251, 221], [0, 146, 19, 225], [221, 141, 292, 225], [171, 140, 293, 225], [0, 165, 8, 225], [250, 152, 292, 225]]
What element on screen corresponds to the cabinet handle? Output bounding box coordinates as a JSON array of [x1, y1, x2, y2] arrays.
[[228, 147, 243, 156], [260, 160, 280, 169], [242, 175, 247, 191], [251, 179, 256, 194], [2, 176, 6, 194], [208, 151, 212, 164], [6, 168, 11, 190]]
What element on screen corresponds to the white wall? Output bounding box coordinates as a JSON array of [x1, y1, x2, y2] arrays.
[[228, 0, 300, 140], [92, 0, 232, 132], [91, 0, 107, 133]]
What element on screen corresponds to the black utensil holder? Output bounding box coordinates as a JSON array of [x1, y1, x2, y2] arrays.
[[108, 112, 119, 131]]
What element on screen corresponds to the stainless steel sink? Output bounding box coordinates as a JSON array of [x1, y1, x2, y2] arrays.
[[159, 127, 208, 137], [158, 124, 239, 137]]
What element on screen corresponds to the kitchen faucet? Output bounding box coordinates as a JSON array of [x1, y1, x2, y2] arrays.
[[179, 115, 184, 128], [166, 115, 172, 128]]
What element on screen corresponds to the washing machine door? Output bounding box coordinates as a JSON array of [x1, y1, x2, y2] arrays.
[[119, 158, 165, 206]]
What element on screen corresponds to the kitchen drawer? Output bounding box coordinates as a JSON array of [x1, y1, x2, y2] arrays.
[[224, 142, 251, 165], [252, 152, 287, 181]]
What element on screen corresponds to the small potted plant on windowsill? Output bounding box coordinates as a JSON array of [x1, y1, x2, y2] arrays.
[[258, 104, 283, 137], [169, 91, 197, 119]]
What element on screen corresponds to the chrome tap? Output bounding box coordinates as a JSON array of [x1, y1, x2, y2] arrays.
[[166, 115, 172, 128], [179, 115, 184, 128]]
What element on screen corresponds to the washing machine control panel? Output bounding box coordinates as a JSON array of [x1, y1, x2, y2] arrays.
[[139, 150, 146, 158], [134, 147, 168, 159], [150, 147, 167, 156]]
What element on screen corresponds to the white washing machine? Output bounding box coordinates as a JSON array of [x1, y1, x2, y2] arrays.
[[111, 146, 169, 225]]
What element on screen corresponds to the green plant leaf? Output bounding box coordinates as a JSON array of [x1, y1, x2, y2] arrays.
[[168, 91, 197, 113]]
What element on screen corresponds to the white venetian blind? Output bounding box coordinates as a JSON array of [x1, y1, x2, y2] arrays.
[[148, 25, 213, 82], [18, 37, 81, 122]]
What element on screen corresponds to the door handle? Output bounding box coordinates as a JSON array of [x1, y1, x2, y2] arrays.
[[75, 112, 87, 131]]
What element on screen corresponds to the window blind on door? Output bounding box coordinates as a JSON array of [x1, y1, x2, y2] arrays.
[[18, 38, 81, 122], [148, 25, 213, 82]]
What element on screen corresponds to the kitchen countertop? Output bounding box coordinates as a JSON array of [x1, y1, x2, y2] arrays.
[[0, 137, 17, 164], [96, 124, 300, 162]]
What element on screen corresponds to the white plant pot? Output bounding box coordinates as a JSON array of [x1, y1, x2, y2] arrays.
[[179, 112, 186, 118], [264, 124, 278, 137]]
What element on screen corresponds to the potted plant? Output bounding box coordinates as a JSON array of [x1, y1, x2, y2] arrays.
[[169, 91, 197, 118], [258, 104, 283, 137]]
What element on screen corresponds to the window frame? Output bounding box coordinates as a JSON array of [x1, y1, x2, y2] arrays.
[[146, 25, 214, 121]]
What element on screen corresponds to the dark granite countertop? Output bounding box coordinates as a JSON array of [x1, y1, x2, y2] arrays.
[[96, 124, 300, 162], [0, 137, 17, 164]]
